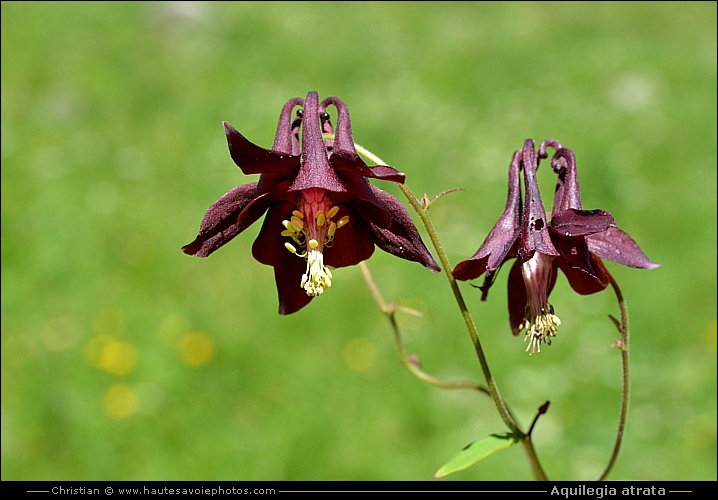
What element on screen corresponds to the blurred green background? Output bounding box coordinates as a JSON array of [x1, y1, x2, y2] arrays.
[[2, 1, 715, 481]]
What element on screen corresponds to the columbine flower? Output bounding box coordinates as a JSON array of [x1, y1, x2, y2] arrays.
[[453, 139, 658, 354], [182, 91, 439, 314], [547, 142, 659, 278]]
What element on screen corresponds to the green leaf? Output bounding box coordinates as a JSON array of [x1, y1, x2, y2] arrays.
[[434, 433, 520, 479]]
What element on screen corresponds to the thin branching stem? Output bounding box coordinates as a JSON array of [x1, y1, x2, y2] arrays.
[[360, 262, 489, 394], [354, 143, 515, 424], [598, 271, 631, 480]]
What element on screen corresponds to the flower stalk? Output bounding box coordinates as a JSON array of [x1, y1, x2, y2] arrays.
[[598, 272, 631, 481]]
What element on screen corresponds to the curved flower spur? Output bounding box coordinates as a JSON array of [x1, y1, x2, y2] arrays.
[[182, 91, 440, 315], [452, 139, 658, 354]]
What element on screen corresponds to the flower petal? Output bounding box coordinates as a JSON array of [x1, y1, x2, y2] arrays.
[[519, 140, 559, 260], [507, 259, 527, 336], [367, 165, 406, 183], [251, 202, 297, 266], [452, 256, 490, 282], [271, 97, 304, 155], [365, 186, 440, 272], [557, 256, 610, 295], [322, 94, 406, 184], [553, 234, 611, 294], [223, 121, 299, 177], [182, 183, 259, 257], [550, 208, 615, 236], [323, 206, 376, 268], [289, 92, 345, 192], [331, 151, 406, 184], [331, 172, 393, 229], [587, 226, 660, 269], [273, 257, 314, 315], [236, 180, 292, 232], [550, 147, 582, 213], [452, 150, 522, 281]]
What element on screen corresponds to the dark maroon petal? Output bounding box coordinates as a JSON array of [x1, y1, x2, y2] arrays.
[[364, 186, 440, 272], [251, 202, 296, 266], [479, 249, 519, 301], [452, 150, 522, 280], [321, 94, 407, 183], [557, 256, 610, 295], [550, 208, 615, 236], [272, 97, 304, 154], [367, 165, 406, 183], [551, 147, 583, 214], [586, 226, 660, 269], [322, 95, 358, 157], [330, 151, 406, 184], [223, 121, 299, 177], [328, 172, 391, 229], [519, 139, 559, 260], [538, 139, 563, 159], [272, 257, 314, 315], [324, 206, 376, 268], [553, 234, 611, 294], [452, 256, 490, 282], [182, 183, 259, 257], [250, 202, 317, 314], [236, 180, 293, 232], [507, 260, 527, 336], [289, 92, 345, 192]]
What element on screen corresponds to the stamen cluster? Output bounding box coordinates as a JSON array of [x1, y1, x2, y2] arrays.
[[453, 139, 658, 354], [282, 203, 350, 296]]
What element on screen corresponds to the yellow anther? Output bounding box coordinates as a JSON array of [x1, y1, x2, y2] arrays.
[[522, 307, 561, 355], [337, 216, 350, 228], [301, 249, 332, 296], [281, 207, 344, 298], [288, 219, 303, 233]]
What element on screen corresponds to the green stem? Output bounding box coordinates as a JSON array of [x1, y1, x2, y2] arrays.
[[597, 272, 631, 480], [360, 262, 489, 394]]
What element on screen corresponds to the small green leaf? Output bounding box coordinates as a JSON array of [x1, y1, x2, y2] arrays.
[[434, 432, 520, 479]]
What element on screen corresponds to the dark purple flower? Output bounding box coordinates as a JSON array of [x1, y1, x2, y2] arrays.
[[453, 139, 658, 353], [182, 91, 440, 315]]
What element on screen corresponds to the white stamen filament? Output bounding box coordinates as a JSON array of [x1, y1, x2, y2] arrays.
[[301, 247, 333, 296], [522, 310, 561, 354]]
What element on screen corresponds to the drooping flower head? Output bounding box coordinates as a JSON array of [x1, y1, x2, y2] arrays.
[[183, 91, 440, 314], [453, 139, 658, 354]]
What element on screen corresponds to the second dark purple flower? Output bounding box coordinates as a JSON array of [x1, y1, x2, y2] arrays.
[[452, 139, 658, 353]]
